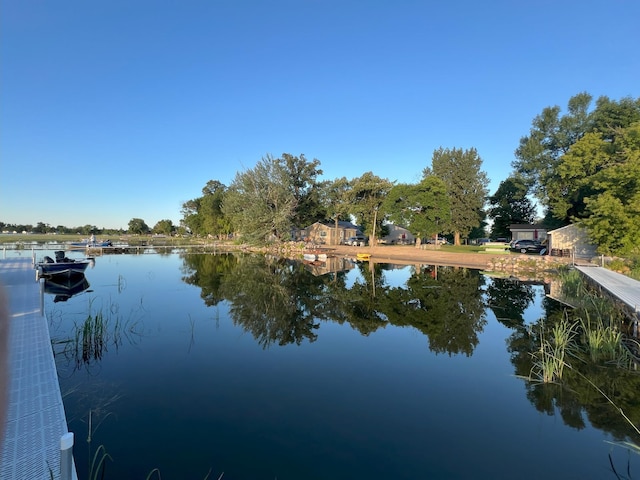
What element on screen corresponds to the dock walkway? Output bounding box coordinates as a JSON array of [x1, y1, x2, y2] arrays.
[[0, 257, 76, 479], [575, 265, 640, 316]]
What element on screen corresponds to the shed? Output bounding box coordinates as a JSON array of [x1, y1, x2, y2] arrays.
[[547, 223, 597, 259], [509, 224, 548, 242]]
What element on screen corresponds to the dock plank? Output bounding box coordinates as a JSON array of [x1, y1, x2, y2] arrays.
[[0, 257, 76, 480], [575, 265, 640, 314]]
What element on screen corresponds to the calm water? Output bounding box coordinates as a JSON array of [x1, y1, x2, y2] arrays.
[[28, 250, 640, 479]]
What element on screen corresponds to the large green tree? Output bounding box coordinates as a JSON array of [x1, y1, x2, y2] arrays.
[[513, 93, 593, 206], [382, 176, 450, 243], [580, 123, 640, 255], [153, 219, 174, 235], [280, 153, 324, 227], [513, 93, 640, 223], [181, 180, 229, 236], [349, 172, 394, 245], [487, 176, 537, 239], [319, 177, 352, 245], [425, 147, 489, 245], [222, 153, 322, 243], [128, 218, 149, 234]]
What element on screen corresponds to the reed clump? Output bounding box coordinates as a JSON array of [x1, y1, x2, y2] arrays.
[[53, 298, 143, 370], [580, 312, 625, 363], [530, 316, 577, 383]]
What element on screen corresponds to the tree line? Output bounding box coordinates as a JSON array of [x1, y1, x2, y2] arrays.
[[0, 219, 178, 237], [182, 149, 489, 247], [181, 93, 639, 255], [4, 92, 638, 255]]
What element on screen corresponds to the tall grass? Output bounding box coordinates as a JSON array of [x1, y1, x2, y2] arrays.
[[530, 316, 577, 383], [580, 311, 625, 363], [75, 311, 107, 364], [51, 298, 143, 371], [528, 268, 640, 466]]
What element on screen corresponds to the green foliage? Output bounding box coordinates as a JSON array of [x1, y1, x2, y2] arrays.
[[348, 172, 394, 242], [426, 147, 489, 244], [488, 175, 536, 239], [513, 93, 640, 256], [319, 177, 352, 245], [152, 219, 174, 235], [127, 217, 150, 235], [280, 153, 324, 227], [181, 180, 229, 237], [222, 154, 322, 243], [513, 92, 594, 207], [513, 93, 640, 231], [382, 176, 450, 238], [581, 124, 640, 255], [591, 95, 640, 141], [546, 131, 609, 220], [583, 191, 640, 255]]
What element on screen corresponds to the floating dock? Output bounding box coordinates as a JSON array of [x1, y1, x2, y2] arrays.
[[575, 265, 640, 318], [0, 257, 77, 480]]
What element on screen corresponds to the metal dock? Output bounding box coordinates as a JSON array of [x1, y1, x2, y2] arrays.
[[0, 257, 77, 480], [575, 265, 640, 317]]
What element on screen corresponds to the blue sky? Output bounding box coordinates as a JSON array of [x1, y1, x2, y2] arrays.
[[1, 0, 638, 230]]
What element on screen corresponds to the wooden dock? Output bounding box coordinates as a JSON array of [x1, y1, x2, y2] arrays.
[[0, 257, 77, 479], [575, 265, 640, 317]]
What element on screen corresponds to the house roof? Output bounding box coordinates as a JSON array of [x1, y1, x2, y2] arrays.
[[547, 222, 585, 234], [310, 220, 359, 229], [509, 224, 548, 230]]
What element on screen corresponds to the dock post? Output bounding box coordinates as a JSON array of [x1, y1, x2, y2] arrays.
[[60, 432, 74, 480]]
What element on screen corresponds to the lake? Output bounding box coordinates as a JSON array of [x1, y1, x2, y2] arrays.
[[27, 249, 640, 479]]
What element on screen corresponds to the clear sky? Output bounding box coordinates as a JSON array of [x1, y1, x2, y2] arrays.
[[1, 0, 638, 230]]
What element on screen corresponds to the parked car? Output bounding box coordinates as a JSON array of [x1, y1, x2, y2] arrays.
[[510, 239, 547, 255], [345, 234, 368, 246], [425, 237, 449, 245]]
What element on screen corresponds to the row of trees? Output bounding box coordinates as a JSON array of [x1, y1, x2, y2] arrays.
[[5, 93, 638, 255], [508, 93, 640, 255], [182, 92, 639, 255], [181, 150, 490, 246], [0, 219, 177, 236]]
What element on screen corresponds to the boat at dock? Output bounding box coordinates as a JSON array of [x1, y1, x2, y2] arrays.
[[69, 239, 112, 248], [36, 251, 93, 278]]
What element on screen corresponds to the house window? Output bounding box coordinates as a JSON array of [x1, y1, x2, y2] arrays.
[[320, 231, 326, 237]]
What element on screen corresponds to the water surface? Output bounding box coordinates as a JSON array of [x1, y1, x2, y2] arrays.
[[29, 250, 640, 479]]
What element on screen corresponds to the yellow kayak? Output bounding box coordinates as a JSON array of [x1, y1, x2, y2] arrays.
[[356, 253, 371, 260]]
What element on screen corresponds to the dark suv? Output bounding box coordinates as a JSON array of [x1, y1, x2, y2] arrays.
[[345, 234, 368, 246], [510, 239, 547, 255]]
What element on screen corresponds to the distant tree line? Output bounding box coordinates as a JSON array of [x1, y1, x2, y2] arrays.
[[0, 219, 179, 237], [4, 92, 638, 255]]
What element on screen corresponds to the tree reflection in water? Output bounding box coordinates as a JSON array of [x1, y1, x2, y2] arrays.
[[181, 253, 488, 355], [501, 287, 640, 447], [180, 252, 640, 450]]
